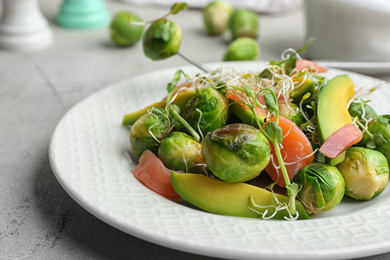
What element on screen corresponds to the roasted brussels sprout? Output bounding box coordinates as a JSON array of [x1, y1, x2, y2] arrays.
[[223, 37, 260, 61], [202, 1, 233, 35], [349, 101, 377, 121], [143, 19, 181, 60], [359, 116, 390, 164], [278, 102, 304, 126], [158, 132, 204, 173], [110, 11, 144, 46], [337, 147, 389, 200], [201, 123, 271, 182], [294, 163, 345, 214], [229, 9, 259, 39], [129, 108, 171, 156], [183, 87, 229, 136]]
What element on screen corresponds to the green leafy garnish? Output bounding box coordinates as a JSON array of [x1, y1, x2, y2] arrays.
[[264, 91, 279, 120], [170, 2, 189, 15], [264, 121, 283, 144], [165, 70, 200, 141]]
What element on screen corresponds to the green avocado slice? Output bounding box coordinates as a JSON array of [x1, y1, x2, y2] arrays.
[[171, 171, 310, 220]]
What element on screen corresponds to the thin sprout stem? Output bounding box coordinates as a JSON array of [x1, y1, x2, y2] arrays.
[[178, 52, 209, 72], [129, 10, 173, 26], [169, 108, 200, 142], [355, 118, 374, 139]]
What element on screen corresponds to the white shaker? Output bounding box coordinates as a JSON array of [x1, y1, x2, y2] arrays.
[[0, 0, 53, 51]]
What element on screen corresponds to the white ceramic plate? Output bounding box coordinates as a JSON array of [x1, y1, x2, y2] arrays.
[[315, 61, 390, 76], [49, 62, 390, 260]]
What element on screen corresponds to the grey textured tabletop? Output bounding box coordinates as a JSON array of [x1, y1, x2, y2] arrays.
[[2, 0, 390, 259]]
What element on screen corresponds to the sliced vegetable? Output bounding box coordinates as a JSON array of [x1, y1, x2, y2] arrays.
[[122, 89, 196, 126], [337, 147, 389, 200], [171, 171, 309, 220], [317, 74, 355, 165], [132, 150, 180, 200], [264, 116, 314, 187], [319, 124, 363, 158]]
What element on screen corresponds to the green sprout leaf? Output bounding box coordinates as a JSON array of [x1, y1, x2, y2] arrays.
[[164, 69, 199, 141], [285, 182, 300, 215], [264, 121, 283, 144], [166, 69, 186, 93], [269, 37, 315, 75], [264, 91, 278, 118], [171, 2, 188, 15]]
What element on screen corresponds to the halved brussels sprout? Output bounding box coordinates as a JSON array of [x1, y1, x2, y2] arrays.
[[143, 19, 181, 60], [294, 163, 345, 214], [201, 123, 271, 182], [158, 132, 204, 173], [337, 147, 389, 200], [229, 9, 259, 39], [183, 87, 229, 136], [359, 116, 390, 165], [110, 11, 144, 46], [202, 1, 233, 35], [223, 37, 260, 61], [129, 108, 171, 156]]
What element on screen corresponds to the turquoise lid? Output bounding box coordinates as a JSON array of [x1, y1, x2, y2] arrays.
[[56, 0, 110, 29]]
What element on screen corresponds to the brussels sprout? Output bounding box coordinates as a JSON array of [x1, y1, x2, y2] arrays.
[[158, 132, 204, 173], [349, 102, 377, 121], [223, 37, 260, 61], [183, 87, 229, 136], [359, 116, 390, 164], [337, 147, 389, 200], [129, 108, 171, 156], [229, 9, 259, 40], [201, 123, 271, 182], [294, 163, 345, 214], [202, 1, 233, 35], [143, 19, 181, 60], [110, 11, 144, 46], [278, 102, 304, 126]]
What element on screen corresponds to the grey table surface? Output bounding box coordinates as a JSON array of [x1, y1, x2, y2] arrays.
[[1, 0, 390, 259]]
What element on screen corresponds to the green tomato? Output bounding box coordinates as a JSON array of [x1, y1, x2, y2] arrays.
[[183, 87, 229, 136], [294, 163, 345, 214], [359, 115, 390, 164], [158, 132, 204, 173], [202, 1, 233, 35], [337, 147, 389, 200], [143, 19, 181, 60], [110, 11, 144, 46], [201, 123, 271, 183], [223, 37, 260, 61], [129, 108, 171, 156], [229, 9, 259, 39]]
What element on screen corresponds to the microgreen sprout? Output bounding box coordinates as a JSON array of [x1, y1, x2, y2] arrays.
[[248, 183, 300, 221], [165, 70, 201, 142]]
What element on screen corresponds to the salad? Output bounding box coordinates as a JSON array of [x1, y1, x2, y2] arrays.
[[122, 48, 390, 221]]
